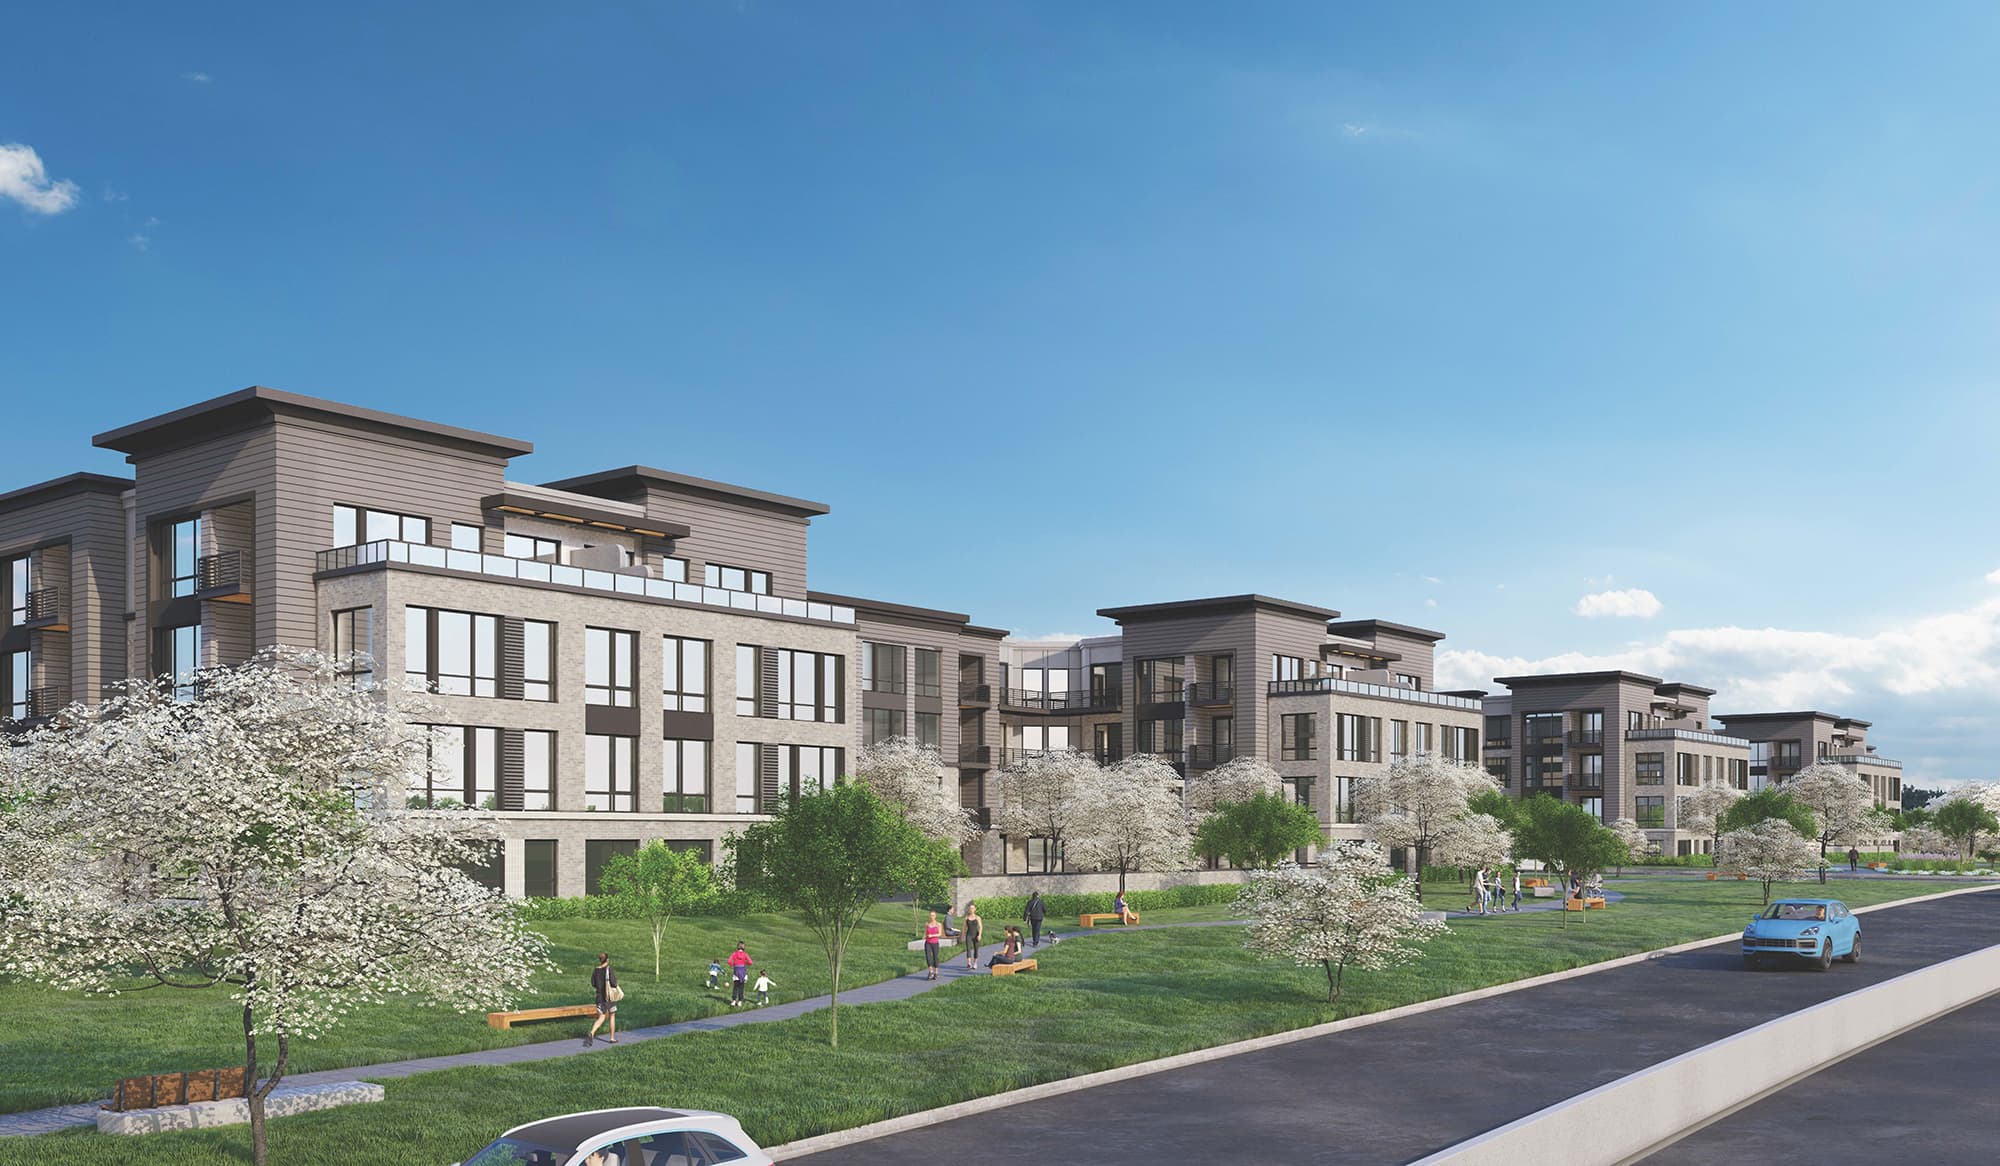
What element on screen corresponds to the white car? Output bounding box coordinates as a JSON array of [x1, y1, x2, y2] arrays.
[[457, 1106, 775, 1166]]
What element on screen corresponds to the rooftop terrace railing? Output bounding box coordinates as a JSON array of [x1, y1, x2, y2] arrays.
[[1625, 727, 1751, 748], [1267, 676, 1483, 711], [316, 539, 856, 626]]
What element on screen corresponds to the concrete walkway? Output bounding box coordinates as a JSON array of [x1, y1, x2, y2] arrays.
[[0, 919, 1222, 1138]]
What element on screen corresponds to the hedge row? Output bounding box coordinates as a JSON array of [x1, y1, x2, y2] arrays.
[[515, 887, 784, 922], [954, 883, 1243, 921]]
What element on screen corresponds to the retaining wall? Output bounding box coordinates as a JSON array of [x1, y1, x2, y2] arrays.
[[949, 868, 1248, 903]]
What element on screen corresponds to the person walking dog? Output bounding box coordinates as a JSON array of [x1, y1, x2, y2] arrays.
[[586, 953, 621, 1046], [1025, 891, 1046, 947]]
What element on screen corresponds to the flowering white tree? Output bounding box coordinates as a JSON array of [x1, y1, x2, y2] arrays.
[[1182, 755, 1283, 820], [1609, 817, 1654, 869], [1433, 812, 1514, 870], [1677, 779, 1743, 865], [0, 650, 546, 1166], [1355, 754, 1499, 902], [1718, 818, 1821, 904], [994, 749, 1102, 873], [1235, 844, 1448, 1003], [1070, 755, 1191, 895], [1900, 824, 1957, 856], [1784, 763, 1885, 880], [852, 737, 977, 929]]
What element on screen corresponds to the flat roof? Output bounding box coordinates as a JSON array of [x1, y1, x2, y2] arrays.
[[808, 590, 983, 629], [1440, 688, 1488, 699], [482, 487, 691, 540], [1324, 618, 1447, 643], [0, 471, 133, 514], [545, 465, 830, 518], [1097, 594, 1341, 624], [93, 386, 535, 459], [1495, 669, 1665, 688], [1655, 682, 1717, 698], [1323, 641, 1403, 662], [1715, 711, 1852, 724]]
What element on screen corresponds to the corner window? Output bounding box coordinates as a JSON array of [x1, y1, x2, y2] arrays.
[[405, 606, 499, 697], [334, 504, 429, 547], [331, 607, 375, 687]]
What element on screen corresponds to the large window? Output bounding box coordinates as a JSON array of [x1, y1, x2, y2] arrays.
[[864, 707, 906, 746], [703, 561, 770, 595], [411, 725, 499, 809], [584, 627, 637, 707], [331, 607, 374, 687], [1272, 654, 1305, 683], [3, 650, 29, 720], [159, 624, 203, 701], [1136, 717, 1181, 757], [503, 532, 561, 561], [1090, 662, 1121, 704], [5, 556, 27, 628], [735, 742, 761, 813], [861, 641, 906, 694], [775, 648, 842, 722], [522, 729, 554, 811], [736, 644, 760, 716], [584, 839, 638, 896], [163, 516, 200, 598], [1337, 714, 1379, 763], [1137, 657, 1184, 704], [1334, 775, 1357, 823], [1413, 722, 1432, 755], [1389, 719, 1409, 759], [584, 734, 637, 812], [1635, 796, 1665, 829], [334, 504, 429, 547], [1635, 752, 1666, 785], [521, 620, 555, 701], [1677, 754, 1700, 786], [523, 840, 558, 898], [776, 745, 843, 800], [406, 607, 499, 697], [1281, 713, 1317, 762], [663, 739, 709, 812], [662, 636, 710, 712], [1445, 725, 1479, 761], [1485, 715, 1510, 746], [916, 711, 940, 749], [914, 647, 941, 699]]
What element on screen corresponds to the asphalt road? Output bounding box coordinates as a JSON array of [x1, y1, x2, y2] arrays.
[[793, 888, 2000, 1165], [1644, 988, 2000, 1164]]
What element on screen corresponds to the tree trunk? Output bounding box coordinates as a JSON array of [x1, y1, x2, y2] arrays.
[[242, 998, 265, 1166], [652, 919, 665, 980], [1117, 863, 1127, 896], [1324, 958, 1344, 1003], [1413, 842, 1427, 906], [828, 947, 842, 1048]]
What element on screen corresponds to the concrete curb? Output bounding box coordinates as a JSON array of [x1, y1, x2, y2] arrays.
[[766, 881, 1999, 1161], [1411, 940, 2000, 1164]]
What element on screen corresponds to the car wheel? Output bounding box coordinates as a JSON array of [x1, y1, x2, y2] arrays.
[[1843, 937, 1860, 964], [1814, 941, 1833, 971]]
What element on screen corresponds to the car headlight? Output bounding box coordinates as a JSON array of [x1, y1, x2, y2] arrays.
[[1800, 925, 1820, 936]]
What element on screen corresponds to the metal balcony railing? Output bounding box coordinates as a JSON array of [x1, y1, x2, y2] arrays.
[[1001, 689, 1120, 713], [1568, 772, 1605, 790], [1185, 743, 1237, 769], [23, 686, 62, 721], [196, 549, 250, 597], [1566, 729, 1604, 747], [958, 744, 991, 765], [23, 587, 63, 627], [958, 683, 992, 705], [1185, 682, 1234, 706], [1267, 676, 1483, 711]]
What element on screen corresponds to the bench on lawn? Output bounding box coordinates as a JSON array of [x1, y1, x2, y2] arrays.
[[108, 1068, 248, 1112], [487, 1004, 599, 1030], [1531, 885, 1557, 898], [991, 959, 1038, 976], [1564, 896, 1608, 911], [1524, 878, 1551, 888], [1078, 912, 1139, 927]]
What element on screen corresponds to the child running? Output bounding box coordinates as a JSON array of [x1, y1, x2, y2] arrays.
[[753, 970, 774, 1006]]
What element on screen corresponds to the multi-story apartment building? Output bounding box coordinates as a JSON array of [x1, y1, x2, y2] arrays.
[[1714, 711, 1903, 812], [1482, 671, 1752, 856]]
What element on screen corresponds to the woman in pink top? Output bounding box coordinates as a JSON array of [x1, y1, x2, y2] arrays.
[[923, 911, 945, 980], [727, 942, 753, 1008]]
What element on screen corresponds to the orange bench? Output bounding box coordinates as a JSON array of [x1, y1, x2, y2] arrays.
[[1079, 912, 1139, 927], [1564, 896, 1608, 911], [487, 1004, 599, 1030], [991, 959, 1038, 976]]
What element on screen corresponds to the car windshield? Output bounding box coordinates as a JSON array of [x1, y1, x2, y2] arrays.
[[465, 1137, 567, 1166], [1762, 903, 1826, 921]]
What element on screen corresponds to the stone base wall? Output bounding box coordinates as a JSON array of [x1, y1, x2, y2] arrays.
[[949, 867, 1250, 903], [97, 1082, 384, 1135]]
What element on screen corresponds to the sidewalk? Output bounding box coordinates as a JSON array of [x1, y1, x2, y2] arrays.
[[0, 919, 1222, 1138]]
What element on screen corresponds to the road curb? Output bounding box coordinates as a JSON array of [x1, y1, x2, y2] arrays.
[[767, 881, 2000, 1160]]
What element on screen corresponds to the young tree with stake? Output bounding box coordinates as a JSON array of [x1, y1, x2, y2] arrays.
[[0, 650, 545, 1166], [1235, 843, 1447, 1003], [598, 841, 718, 979]]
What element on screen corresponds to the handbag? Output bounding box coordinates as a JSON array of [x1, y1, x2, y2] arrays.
[[606, 982, 625, 1003]]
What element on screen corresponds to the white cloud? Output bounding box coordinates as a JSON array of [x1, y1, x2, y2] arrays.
[[1574, 588, 1663, 619], [128, 234, 150, 251], [1424, 598, 1438, 608], [1986, 567, 2000, 584], [1422, 575, 1441, 585], [0, 143, 80, 214], [182, 71, 212, 84]]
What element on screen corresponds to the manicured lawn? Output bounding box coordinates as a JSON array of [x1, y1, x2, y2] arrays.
[[0, 910, 924, 1114], [2, 877, 1981, 1166]]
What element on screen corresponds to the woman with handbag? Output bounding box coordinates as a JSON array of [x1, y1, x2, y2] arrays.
[[587, 953, 622, 1046]]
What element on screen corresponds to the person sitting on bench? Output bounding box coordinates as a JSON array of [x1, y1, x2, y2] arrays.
[[987, 926, 1023, 967], [1114, 892, 1134, 924]]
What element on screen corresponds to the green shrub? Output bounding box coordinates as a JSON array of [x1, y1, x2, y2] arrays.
[[960, 882, 1242, 921], [517, 886, 782, 922]]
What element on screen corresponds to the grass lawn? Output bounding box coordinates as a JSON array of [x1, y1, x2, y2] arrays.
[[1, 877, 1981, 1166]]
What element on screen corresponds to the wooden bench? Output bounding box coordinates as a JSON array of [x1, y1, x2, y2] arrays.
[[486, 1004, 600, 1030], [990, 958, 1038, 976], [1524, 878, 1551, 888], [1564, 896, 1608, 912], [1078, 912, 1139, 927], [108, 1068, 247, 1112]]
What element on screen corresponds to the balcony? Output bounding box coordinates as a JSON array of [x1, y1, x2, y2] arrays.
[[1567, 772, 1605, 791], [21, 587, 65, 631], [1566, 729, 1604, 747], [958, 744, 992, 765], [1823, 752, 1902, 770], [1484, 737, 1512, 750], [1627, 727, 1750, 749], [1186, 743, 1237, 770], [315, 539, 857, 626], [196, 550, 252, 603], [13, 686, 63, 723], [958, 683, 993, 707], [1000, 688, 1120, 714], [1267, 676, 1483, 711], [1185, 682, 1234, 707]]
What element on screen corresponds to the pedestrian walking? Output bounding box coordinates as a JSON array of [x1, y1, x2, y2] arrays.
[[1848, 846, 1860, 873], [962, 901, 983, 968], [1511, 869, 1523, 911], [585, 953, 621, 1046], [923, 911, 945, 980], [1472, 867, 1489, 915], [1025, 891, 1046, 947], [753, 970, 774, 1006], [727, 942, 753, 1008]]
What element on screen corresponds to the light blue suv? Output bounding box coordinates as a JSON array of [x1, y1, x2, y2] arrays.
[[1742, 898, 1860, 971]]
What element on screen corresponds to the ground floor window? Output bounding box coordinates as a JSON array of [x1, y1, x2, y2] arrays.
[[523, 839, 558, 899], [584, 838, 638, 896], [665, 840, 713, 864]]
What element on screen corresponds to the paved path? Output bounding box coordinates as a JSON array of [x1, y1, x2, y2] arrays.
[[1644, 986, 2000, 1163], [0, 919, 1217, 1137], [791, 888, 2000, 1165]]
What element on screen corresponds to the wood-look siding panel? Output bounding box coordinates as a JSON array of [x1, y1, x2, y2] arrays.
[[0, 488, 131, 704], [849, 611, 994, 763], [641, 486, 811, 600]]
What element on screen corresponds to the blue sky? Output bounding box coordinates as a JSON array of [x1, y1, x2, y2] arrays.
[[6, 3, 2000, 782]]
